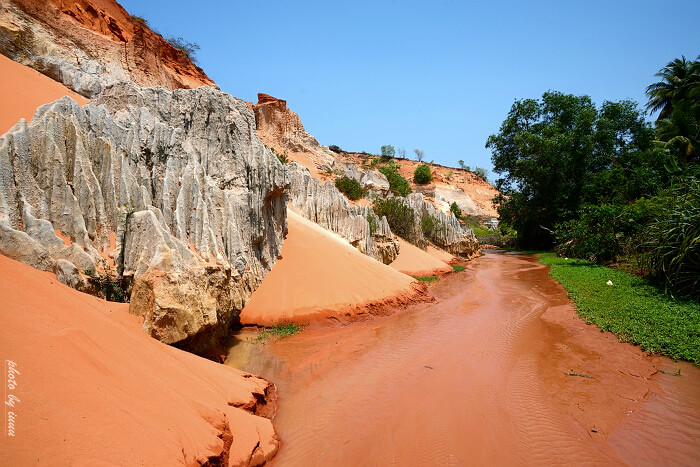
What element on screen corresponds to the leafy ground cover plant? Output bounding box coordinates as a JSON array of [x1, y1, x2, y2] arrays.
[[539, 253, 700, 363]]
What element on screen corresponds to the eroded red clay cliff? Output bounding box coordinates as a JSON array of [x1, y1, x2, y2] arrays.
[[1, 0, 213, 95]]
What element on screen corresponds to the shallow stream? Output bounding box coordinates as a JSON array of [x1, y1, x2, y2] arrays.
[[226, 251, 700, 465]]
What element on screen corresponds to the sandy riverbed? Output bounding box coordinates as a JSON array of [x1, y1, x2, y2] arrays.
[[227, 251, 700, 465]]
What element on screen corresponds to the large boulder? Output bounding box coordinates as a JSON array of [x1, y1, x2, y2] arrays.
[[0, 82, 288, 351]]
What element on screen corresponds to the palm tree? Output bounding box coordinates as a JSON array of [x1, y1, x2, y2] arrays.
[[656, 98, 700, 162], [645, 56, 699, 120]]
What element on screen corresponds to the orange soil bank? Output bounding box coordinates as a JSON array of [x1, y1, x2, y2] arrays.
[[389, 238, 453, 277], [0, 254, 278, 465]]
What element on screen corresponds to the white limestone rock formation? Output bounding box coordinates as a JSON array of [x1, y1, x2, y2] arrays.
[[405, 193, 480, 257], [0, 82, 288, 350], [433, 184, 480, 215], [344, 163, 391, 194], [288, 162, 399, 264]]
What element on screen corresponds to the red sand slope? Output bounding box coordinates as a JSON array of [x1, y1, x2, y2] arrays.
[[390, 238, 453, 277], [426, 243, 456, 264], [0, 254, 278, 466], [239, 210, 425, 326], [0, 54, 88, 135]]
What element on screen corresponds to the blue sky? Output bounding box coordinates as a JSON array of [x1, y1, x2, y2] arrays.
[[119, 0, 699, 177]]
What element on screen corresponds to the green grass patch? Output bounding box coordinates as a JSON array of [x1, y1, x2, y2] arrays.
[[413, 275, 439, 283], [538, 253, 700, 364], [249, 322, 303, 344], [451, 265, 466, 272]]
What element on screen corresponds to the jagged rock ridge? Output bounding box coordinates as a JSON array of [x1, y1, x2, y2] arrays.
[[253, 93, 337, 172], [0, 82, 288, 350]]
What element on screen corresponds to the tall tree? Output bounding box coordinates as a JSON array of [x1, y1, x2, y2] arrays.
[[381, 145, 396, 159], [487, 91, 656, 248], [646, 56, 700, 162], [645, 55, 699, 120]]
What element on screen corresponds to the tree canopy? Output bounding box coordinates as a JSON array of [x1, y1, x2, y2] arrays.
[[487, 91, 662, 248], [646, 55, 700, 162]]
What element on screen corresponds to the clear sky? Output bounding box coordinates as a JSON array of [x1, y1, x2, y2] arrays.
[[118, 0, 699, 177]]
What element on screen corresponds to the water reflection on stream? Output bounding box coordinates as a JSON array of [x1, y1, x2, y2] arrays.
[[226, 251, 700, 466]]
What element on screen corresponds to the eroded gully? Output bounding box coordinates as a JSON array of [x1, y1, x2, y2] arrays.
[[225, 251, 700, 466]]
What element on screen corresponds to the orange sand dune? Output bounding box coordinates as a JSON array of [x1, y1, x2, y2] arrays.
[[0, 54, 88, 135], [239, 210, 425, 326], [390, 238, 453, 277], [426, 243, 456, 263], [0, 254, 278, 465]]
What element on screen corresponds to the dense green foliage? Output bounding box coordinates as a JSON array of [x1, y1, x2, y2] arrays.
[[334, 176, 365, 200], [642, 173, 700, 299], [449, 202, 462, 218], [487, 91, 661, 248], [328, 145, 342, 153], [539, 254, 700, 363], [413, 164, 432, 184], [646, 56, 700, 162], [489, 56, 699, 300], [378, 161, 412, 196], [451, 265, 466, 272], [373, 197, 416, 241], [555, 200, 662, 263]]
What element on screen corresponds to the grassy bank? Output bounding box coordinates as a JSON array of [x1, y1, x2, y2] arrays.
[[538, 253, 700, 364]]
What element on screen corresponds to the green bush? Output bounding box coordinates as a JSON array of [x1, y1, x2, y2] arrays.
[[129, 15, 149, 27], [85, 260, 127, 303], [166, 36, 200, 64], [378, 161, 412, 197], [334, 176, 365, 201], [642, 174, 700, 299], [420, 215, 445, 244], [373, 197, 416, 241], [328, 145, 342, 153], [555, 200, 661, 263], [366, 212, 379, 236], [473, 167, 488, 182], [450, 202, 462, 218], [413, 164, 433, 184]]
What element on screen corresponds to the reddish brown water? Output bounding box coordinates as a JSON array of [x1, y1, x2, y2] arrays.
[[226, 252, 700, 465]]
